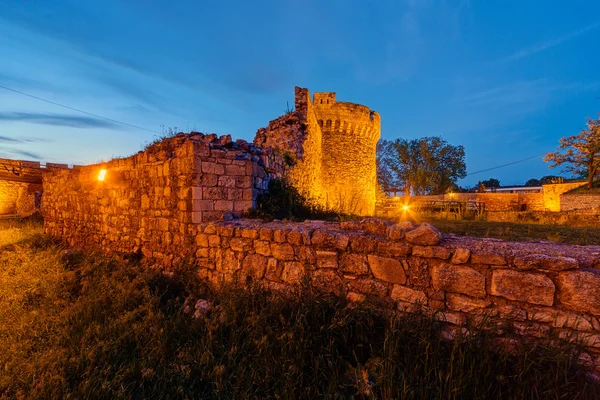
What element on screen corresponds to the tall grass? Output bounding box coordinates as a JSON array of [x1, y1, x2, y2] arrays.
[[1, 219, 598, 399]]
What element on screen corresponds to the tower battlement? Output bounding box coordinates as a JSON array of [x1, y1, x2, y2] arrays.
[[255, 86, 381, 215]]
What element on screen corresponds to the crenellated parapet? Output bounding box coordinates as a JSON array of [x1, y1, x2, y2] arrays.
[[255, 86, 381, 216]]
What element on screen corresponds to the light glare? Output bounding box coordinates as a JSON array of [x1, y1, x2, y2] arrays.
[[98, 169, 107, 181]]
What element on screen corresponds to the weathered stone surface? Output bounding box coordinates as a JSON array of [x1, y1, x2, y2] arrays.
[[451, 248, 470, 264], [229, 237, 253, 252], [527, 308, 593, 331], [431, 264, 485, 298], [514, 254, 579, 271], [557, 270, 600, 316], [412, 245, 450, 260], [281, 261, 304, 284], [404, 257, 430, 287], [316, 250, 338, 269], [367, 255, 407, 284], [446, 294, 491, 313], [377, 241, 411, 257], [296, 246, 317, 264], [340, 220, 363, 231], [271, 243, 295, 261], [241, 254, 266, 279], [286, 230, 303, 245], [349, 235, 380, 253], [390, 285, 427, 305], [386, 225, 405, 240], [254, 240, 271, 256], [404, 224, 441, 246], [470, 252, 506, 265], [347, 278, 389, 296], [311, 231, 349, 250], [346, 291, 366, 303], [312, 269, 346, 296], [265, 258, 282, 281], [339, 254, 369, 275], [491, 270, 554, 306], [361, 218, 392, 235]]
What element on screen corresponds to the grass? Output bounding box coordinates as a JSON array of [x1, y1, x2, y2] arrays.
[[1, 218, 599, 398], [566, 179, 600, 194], [420, 217, 600, 245]]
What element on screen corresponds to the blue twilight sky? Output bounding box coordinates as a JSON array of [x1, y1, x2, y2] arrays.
[[1, 0, 599, 187]]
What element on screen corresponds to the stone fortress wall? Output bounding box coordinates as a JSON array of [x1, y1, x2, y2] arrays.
[[255, 87, 380, 215], [42, 133, 285, 266]]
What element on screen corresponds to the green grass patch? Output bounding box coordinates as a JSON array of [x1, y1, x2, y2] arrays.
[[422, 218, 600, 245], [1, 222, 598, 398]]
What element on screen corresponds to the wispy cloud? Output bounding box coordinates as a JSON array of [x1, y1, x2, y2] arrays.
[[0, 147, 42, 160], [0, 135, 50, 143], [499, 21, 600, 64], [0, 112, 121, 129]]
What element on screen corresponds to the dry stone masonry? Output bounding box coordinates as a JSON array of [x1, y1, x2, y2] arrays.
[[255, 87, 380, 215], [43, 133, 284, 265], [191, 217, 600, 370]]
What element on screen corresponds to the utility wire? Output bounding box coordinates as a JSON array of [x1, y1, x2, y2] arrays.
[[0, 83, 159, 134], [466, 152, 548, 176]]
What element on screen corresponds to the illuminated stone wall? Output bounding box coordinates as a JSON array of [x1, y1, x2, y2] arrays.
[[255, 87, 380, 215], [543, 182, 588, 211], [43, 133, 284, 266], [192, 218, 600, 370], [0, 180, 42, 215], [561, 194, 600, 211]]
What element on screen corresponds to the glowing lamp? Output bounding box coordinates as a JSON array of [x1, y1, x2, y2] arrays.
[[98, 169, 107, 181], [402, 205, 410, 211]]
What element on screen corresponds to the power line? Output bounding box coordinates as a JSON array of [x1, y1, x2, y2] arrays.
[[0, 83, 159, 134], [466, 152, 548, 177]]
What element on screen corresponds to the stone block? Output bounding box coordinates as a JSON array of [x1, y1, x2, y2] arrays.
[[405, 224, 441, 246], [274, 229, 287, 243], [225, 164, 246, 176], [229, 237, 253, 252], [431, 264, 486, 298], [312, 231, 349, 250], [349, 235, 379, 253], [390, 285, 427, 304], [192, 186, 202, 200], [412, 245, 451, 260], [347, 278, 389, 296], [367, 255, 407, 284], [451, 248, 470, 264], [234, 200, 253, 211], [491, 270, 554, 306], [214, 200, 233, 212], [195, 233, 209, 247], [271, 243, 295, 261], [377, 241, 411, 257], [557, 270, 600, 316], [194, 200, 214, 211], [316, 250, 338, 269], [281, 261, 304, 283], [241, 254, 267, 279], [254, 240, 271, 256], [201, 174, 218, 187], [265, 258, 282, 281], [471, 252, 506, 265], [311, 269, 346, 296], [514, 254, 579, 271], [340, 254, 369, 275], [446, 294, 491, 313], [287, 230, 303, 245]]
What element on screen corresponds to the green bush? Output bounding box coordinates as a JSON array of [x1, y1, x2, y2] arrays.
[[249, 178, 352, 221]]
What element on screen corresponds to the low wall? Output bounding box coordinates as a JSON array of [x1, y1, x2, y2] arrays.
[[0, 180, 42, 215], [190, 218, 600, 365], [42, 133, 284, 266], [561, 194, 600, 212], [543, 182, 586, 211]]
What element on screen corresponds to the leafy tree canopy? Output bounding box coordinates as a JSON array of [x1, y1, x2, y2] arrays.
[[544, 116, 600, 189], [377, 137, 466, 196]]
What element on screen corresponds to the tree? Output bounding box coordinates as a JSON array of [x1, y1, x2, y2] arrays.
[[377, 137, 466, 195], [524, 178, 540, 186], [544, 116, 600, 189], [481, 178, 500, 189]]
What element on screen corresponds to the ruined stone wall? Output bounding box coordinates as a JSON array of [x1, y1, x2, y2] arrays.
[[543, 182, 586, 211], [0, 180, 42, 215], [561, 194, 600, 211], [255, 86, 380, 215], [192, 218, 600, 368], [43, 133, 283, 266]]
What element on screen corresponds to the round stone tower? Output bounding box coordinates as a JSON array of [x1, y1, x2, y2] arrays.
[[312, 92, 381, 215]]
